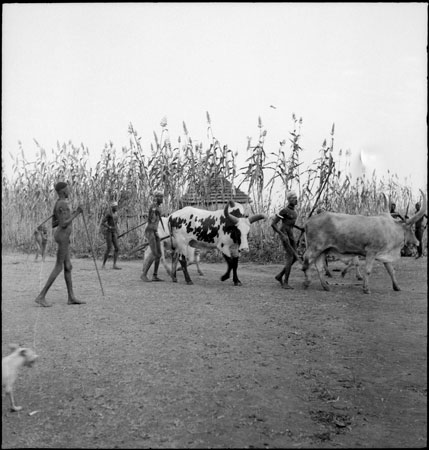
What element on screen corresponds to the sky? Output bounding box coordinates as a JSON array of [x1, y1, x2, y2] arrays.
[[2, 3, 428, 196]]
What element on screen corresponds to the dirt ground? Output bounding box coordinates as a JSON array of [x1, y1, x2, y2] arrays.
[[2, 251, 427, 448]]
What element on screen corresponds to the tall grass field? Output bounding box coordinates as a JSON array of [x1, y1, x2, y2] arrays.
[[2, 114, 426, 262]]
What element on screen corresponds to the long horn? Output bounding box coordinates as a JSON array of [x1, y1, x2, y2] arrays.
[[249, 213, 267, 224], [406, 190, 426, 225], [224, 201, 238, 224]]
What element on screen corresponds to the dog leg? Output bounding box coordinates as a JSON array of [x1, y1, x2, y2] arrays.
[[6, 390, 22, 412]]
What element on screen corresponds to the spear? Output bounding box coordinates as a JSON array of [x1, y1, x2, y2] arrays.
[[117, 220, 148, 238], [81, 211, 105, 297], [128, 234, 171, 255], [36, 215, 53, 229], [95, 220, 148, 250]]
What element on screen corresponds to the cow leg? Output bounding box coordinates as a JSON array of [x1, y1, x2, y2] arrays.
[[383, 262, 400, 291], [341, 259, 353, 278], [302, 253, 312, 288], [195, 250, 204, 276], [314, 254, 330, 291], [221, 255, 233, 282], [362, 257, 376, 294], [160, 243, 172, 277], [171, 251, 180, 283], [179, 254, 193, 285], [355, 258, 363, 281], [324, 255, 333, 278], [231, 256, 241, 286]]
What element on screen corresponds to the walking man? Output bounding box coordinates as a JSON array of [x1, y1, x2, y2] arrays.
[[101, 201, 121, 270], [35, 182, 85, 307], [414, 202, 427, 258], [141, 191, 164, 282], [271, 191, 300, 289]]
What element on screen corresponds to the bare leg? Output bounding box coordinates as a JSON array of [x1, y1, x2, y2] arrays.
[[102, 232, 112, 268], [112, 234, 121, 269], [64, 253, 85, 304], [35, 247, 65, 307]]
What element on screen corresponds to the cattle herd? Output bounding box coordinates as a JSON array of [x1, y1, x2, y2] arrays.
[[142, 191, 426, 294]]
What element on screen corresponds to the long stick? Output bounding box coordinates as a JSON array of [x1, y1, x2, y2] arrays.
[[128, 234, 171, 255], [37, 215, 53, 229], [117, 220, 148, 238], [95, 220, 149, 251], [82, 211, 105, 297]]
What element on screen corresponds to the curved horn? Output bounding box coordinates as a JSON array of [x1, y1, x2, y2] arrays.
[[249, 213, 267, 224], [406, 190, 426, 225], [224, 202, 239, 225]]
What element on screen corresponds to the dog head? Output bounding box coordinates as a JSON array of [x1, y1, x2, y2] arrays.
[[21, 348, 38, 367], [7, 344, 38, 367]]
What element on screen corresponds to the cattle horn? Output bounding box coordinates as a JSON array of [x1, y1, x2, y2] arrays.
[[224, 201, 239, 224], [249, 213, 267, 224], [406, 190, 426, 225]]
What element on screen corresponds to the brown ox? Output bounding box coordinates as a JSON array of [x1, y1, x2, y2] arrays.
[[302, 191, 426, 294]]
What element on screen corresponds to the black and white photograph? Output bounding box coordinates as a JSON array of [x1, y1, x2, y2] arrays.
[[2, 3, 427, 448]]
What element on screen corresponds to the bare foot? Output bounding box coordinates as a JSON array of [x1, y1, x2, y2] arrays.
[[35, 297, 52, 307], [67, 298, 86, 305], [282, 284, 294, 290]]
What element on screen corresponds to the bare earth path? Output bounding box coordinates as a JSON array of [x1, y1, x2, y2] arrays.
[[2, 252, 427, 448]]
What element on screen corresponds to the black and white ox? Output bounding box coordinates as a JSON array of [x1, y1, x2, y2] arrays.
[[302, 191, 426, 294], [168, 201, 266, 285]]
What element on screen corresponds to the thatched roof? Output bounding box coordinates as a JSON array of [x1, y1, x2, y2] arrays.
[[181, 177, 251, 208]]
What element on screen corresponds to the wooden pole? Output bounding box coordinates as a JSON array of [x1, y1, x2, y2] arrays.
[[82, 211, 105, 297]]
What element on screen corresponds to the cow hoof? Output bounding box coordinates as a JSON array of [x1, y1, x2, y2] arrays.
[[322, 284, 330, 291], [234, 281, 242, 286], [363, 289, 371, 294], [393, 286, 401, 291], [186, 281, 194, 285], [303, 281, 310, 289], [172, 278, 177, 283], [220, 275, 230, 282]]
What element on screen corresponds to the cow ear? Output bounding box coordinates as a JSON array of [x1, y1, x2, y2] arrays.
[[19, 349, 27, 357]]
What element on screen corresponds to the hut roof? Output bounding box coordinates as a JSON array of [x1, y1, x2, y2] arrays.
[[181, 177, 251, 207]]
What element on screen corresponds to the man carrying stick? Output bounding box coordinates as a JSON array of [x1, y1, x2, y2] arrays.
[[271, 191, 300, 290], [101, 201, 121, 270], [35, 181, 85, 307], [141, 191, 164, 282]]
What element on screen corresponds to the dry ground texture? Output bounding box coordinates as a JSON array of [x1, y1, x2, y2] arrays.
[[2, 251, 427, 448]]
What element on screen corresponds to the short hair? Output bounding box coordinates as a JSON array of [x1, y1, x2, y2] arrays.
[[286, 191, 297, 201], [54, 181, 68, 192]]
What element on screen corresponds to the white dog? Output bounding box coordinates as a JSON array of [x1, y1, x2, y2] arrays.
[[2, 344, 38, 411]]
